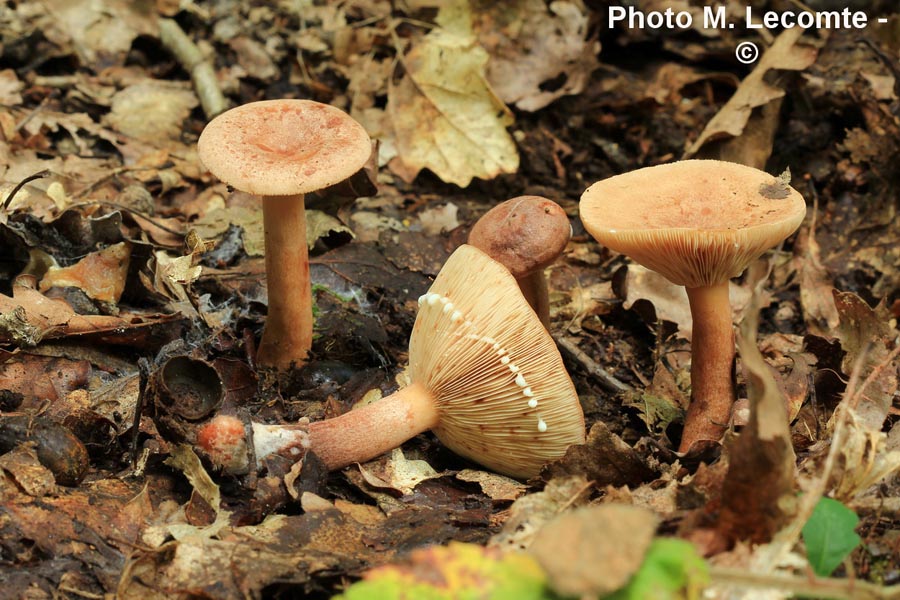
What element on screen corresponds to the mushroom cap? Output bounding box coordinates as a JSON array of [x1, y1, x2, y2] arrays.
[[409, 244, 585, 478], [580, 160, 807, 288], [197, 99, 372, 197], [468, 196, 571, 278]]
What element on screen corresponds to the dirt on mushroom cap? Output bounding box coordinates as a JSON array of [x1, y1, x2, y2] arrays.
[[409, 244, 585, 479], [197, 99, 372, 197], [580, 160, 807, 288]]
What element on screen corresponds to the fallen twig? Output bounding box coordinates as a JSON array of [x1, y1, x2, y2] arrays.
[[555, 335, 633, 394], [158, 18, 228, 119]]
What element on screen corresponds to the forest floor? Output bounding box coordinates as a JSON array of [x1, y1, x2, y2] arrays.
[[0, 1, 898, 598]]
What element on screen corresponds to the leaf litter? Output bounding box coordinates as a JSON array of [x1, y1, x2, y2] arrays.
[[0, 1, 898, 599]]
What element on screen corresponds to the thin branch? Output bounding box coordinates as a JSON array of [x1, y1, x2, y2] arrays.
[[158, 18, 228, 119]]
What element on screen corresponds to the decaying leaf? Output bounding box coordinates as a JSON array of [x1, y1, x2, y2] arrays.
[[832, 291, 898, 432], [472, 0, 600, 112], [104, 82, 199, 147], [529, 504, 658, 597], [542, 421, 657, 488], [386, 8, 519, 186], [490, 475, 591, 551], [356, 448, 444, 495], [685, 28, 818, 158], [39, 242, 131, 304], [42, 0, 156, 67], [336, 542, 551, 600], [717, 290, 797, 545], [456, 469, 527, 502]]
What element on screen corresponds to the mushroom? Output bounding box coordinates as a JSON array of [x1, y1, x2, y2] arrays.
[[197, 414, 310, 475], [579, 160, 806, 452], [197, 100, 372, 370], [468, 196, 571, 328], [307, 244, 586, 478]]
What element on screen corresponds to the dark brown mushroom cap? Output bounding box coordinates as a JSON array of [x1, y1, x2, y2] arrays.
[[468, 196, 571, 278], [409, 244, 585, 478], [580, 160, 807, 288], [197, 99, 372, 197]]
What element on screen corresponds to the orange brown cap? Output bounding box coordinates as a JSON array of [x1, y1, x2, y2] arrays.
[[468, 196, 571, 278], [410, 244, 585, 478], [580, 160, 807, 288], [197, 99, 372, 197]]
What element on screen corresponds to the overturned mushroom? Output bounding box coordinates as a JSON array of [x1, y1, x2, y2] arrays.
[[468, 196, 571, 328], [307, 244, 586, 478], [198, 100, 372, 370], [580, 160, 806, 453]]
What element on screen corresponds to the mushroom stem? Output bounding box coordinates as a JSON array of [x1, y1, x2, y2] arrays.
[[308, 382, 441, 470], [257, 194, 313, 370], [680, 281, 736, 452], [517, 271, 550, 328]]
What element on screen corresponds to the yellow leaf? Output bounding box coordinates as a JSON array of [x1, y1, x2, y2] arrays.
[[387, 27, 519, 186]]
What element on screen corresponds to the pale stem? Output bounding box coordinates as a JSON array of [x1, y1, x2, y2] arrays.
[[307, 382, 441, 470], [256, 194, 313, 371], [517, 270, 550, 328], [679, 281, 736, 453]]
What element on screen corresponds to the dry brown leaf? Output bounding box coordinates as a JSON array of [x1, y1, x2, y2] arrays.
[[530, 504, 658, 597], [489, 475, 591, 552], [356, 448, 444, 495], [40, 242, 131, 304], [0, 69, 24, 105], [104, 82, 198, 147], [685, 28, 818, 158], [717, 292, 797, 544], [472, 0, 599, 112], [42, 0, 156, 67], [456, 469, 527, 502], [0, 281, 133, 345]]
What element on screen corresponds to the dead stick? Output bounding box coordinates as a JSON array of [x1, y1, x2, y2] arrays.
[[555, 336, 633, 394], [158, 18, 228, 119]]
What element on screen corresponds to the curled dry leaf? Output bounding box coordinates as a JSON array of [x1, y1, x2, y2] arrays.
[[685, 27, 818, 158], [716, 295, 796, 545], [39, 242, 131, 304]]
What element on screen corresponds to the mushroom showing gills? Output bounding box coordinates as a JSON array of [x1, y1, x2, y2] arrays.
[[198, 100, 372, 370], [308, 244, 586, 479], [468, 196, 571, 328], [580, 160, 806, 453]]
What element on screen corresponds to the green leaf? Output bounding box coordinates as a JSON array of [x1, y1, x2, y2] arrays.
[[802, 497, 862, 576], [606, 539, 709, 600], [334, 542, 557, 600]]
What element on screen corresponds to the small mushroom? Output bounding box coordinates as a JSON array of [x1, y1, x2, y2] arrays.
[[468, 196, 571, 328], [580, 160, 806, 453], [307, 244, 586, 478], [198, 100, 372, 370]]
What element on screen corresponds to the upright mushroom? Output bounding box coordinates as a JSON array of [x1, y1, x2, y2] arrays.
[[198, 100, 372, 370], [580, 160, 805, 453], [468, 196, 571, 328], [307, 244, 586, 478]]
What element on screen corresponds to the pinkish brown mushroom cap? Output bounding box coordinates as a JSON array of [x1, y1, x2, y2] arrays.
[[410, 244, 585, 478], [197, 99, 372, 197], [580, 160, 807, 288], [468, 196, 571, 278]]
